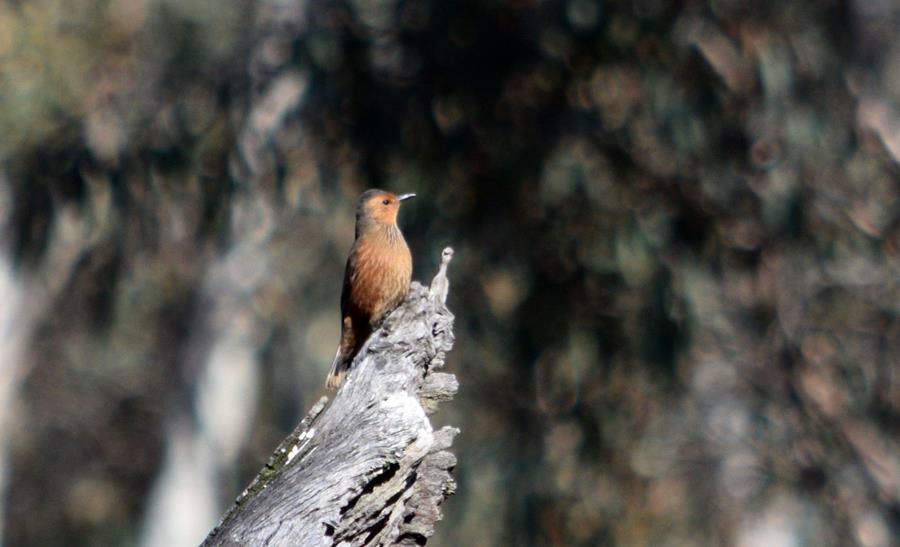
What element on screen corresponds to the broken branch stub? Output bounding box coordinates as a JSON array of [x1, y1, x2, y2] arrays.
[[202, 247, 458, 547]]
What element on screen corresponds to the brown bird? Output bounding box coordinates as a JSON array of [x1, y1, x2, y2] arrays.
[[326, 189, 416, 389]]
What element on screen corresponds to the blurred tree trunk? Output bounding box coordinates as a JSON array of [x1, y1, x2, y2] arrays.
[[138, 2, 312, 544], [0, 179, 113, 546], [202, 258, 458, 547]]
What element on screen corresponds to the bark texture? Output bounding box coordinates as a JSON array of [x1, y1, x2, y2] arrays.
[[202, 248, 457, 547]]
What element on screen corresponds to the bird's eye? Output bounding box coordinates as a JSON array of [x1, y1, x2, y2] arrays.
[[382, 199, 390, 205]]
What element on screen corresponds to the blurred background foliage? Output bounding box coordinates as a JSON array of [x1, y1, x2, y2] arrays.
[[0, 0, 898, 546]]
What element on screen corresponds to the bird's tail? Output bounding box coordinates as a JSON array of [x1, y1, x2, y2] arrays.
[[327, 317, 356, 389], [326, 348, 349, 390]]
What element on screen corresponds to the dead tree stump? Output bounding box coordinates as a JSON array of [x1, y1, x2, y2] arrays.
[[202, 248, 458, 547]]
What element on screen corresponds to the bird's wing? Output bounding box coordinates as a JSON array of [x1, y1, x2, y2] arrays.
[[339, 241, 358, 316]]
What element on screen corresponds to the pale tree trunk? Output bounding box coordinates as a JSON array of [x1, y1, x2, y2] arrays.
[[137, 2, 311, 544], [202, 249, 458, 547], [0, 172, 114, 547]]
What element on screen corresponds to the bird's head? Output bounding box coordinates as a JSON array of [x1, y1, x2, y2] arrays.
[[356, 189, 415, 229]]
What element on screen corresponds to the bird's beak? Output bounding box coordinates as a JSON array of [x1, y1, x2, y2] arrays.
[[397, 193, 416, 201]]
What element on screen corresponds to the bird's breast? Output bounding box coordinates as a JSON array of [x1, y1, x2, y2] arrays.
[[349, 231, 412, 320]]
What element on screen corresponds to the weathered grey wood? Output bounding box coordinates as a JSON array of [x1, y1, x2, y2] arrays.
[[202, 248, 457, 547]]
